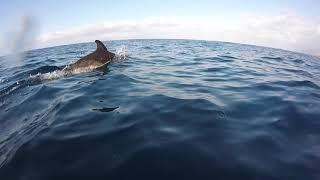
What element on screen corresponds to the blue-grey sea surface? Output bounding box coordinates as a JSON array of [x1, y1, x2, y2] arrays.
[[0, 39, 319, 180]]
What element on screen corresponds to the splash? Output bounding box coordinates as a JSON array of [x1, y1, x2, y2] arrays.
[[114, 45, 127, 62], [32, 70, 66, 81]]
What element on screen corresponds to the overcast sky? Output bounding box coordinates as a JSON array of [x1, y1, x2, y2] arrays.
[[0, 0, 319, 56]]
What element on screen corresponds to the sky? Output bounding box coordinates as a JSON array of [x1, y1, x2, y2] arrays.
[[0, 0, 319, 56]]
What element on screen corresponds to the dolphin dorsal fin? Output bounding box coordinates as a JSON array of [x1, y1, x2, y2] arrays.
[[95, 40, 108, 52]]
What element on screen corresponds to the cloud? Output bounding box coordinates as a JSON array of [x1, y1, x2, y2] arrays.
[[29, 13, 320, 56], [233, 13, 320, 56]]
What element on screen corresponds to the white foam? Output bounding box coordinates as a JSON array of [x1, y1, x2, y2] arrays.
[[29, 65, 103, 81], [40, 70, 66, 80], [114, 46, 127, 62], [30, 70, 66, 81]]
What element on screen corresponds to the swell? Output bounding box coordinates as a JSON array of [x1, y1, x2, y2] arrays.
[[0, 98, 61, 168], [0, 40, 320, 180]]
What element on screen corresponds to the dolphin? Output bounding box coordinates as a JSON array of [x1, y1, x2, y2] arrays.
[[63, 40, 115, 73], [0, 40, 116, 98]]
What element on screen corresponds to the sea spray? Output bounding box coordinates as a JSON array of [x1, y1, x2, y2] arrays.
[[114, 45, 127, 61]]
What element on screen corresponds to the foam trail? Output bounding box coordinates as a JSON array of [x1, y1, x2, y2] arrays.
[[32, 70, 67, 81], [1, 66, 99, 98], [31, 65, 103, 81]]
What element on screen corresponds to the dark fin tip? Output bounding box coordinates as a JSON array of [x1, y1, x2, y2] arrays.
[[95, 40, 108, 51]]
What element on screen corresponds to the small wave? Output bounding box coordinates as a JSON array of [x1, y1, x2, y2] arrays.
[[202, 67, 228, 72], [201, 57, 234, 62], [143, 46, 152, 50], [293, 59, 304, 64], [261, 56, 283, 61], [92, 107, 119, 112], [276, 80, 320, 89], [280, 68, 313, 78], [218, 55, 239, 59]]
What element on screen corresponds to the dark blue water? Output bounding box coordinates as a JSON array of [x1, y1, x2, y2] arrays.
[[0, 39, 320, 180]]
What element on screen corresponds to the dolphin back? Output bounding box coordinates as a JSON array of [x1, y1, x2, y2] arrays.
[[63, 40, 114, 72]]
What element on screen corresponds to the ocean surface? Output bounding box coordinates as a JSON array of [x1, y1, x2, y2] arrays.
[[0, 39, 319, 180]]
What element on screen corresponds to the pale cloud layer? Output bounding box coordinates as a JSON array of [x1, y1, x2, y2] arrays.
[[2, 13, 320, 56]]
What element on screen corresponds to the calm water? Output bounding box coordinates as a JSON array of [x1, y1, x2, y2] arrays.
[[0, 39, 319, 180]]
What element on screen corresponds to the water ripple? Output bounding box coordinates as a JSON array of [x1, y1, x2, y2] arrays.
[[0, 39, 320, 179]]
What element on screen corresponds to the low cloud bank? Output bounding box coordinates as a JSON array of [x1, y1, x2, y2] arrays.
[[2, 13, 320, 56]]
